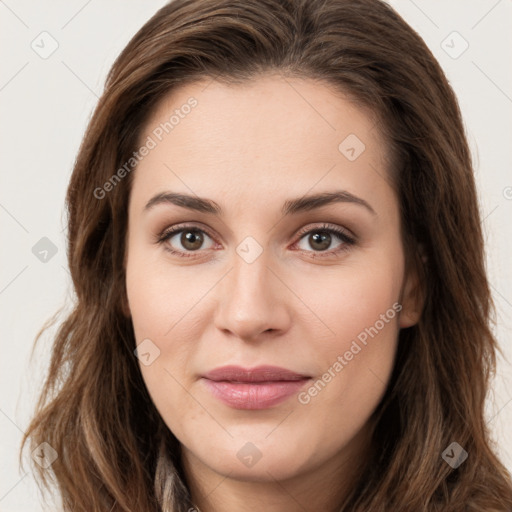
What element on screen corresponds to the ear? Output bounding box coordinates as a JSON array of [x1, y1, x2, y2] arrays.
[[399, 246, 426, 329]]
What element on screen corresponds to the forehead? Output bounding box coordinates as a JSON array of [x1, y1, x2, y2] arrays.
[[130, 74, 394, 216]]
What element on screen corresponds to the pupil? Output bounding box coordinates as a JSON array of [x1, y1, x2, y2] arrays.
[[310, 232, 330, 251]]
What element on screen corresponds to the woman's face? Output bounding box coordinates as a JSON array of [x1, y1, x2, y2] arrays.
[[125, 75, 420, 486]]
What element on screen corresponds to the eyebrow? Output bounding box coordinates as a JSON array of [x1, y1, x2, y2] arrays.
[[144, 190, 377, 216]]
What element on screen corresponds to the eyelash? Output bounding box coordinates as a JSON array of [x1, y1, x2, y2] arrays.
[[155, 223, 356, 259]]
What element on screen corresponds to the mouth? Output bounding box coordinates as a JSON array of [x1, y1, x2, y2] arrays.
[[201, 365, 312, 410]]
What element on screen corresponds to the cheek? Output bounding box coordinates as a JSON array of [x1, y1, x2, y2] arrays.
[[125, 247, 204, 339], [125, 251, 213, 418], [291, 255, 402, 428], [125, 257, 196, 431], [294, 253, 402, 347]]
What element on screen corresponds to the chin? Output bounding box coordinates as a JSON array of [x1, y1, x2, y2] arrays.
[[185, 434, 314, 482]]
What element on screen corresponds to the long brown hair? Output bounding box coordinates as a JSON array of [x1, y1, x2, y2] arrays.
[[21, 0, 512, 510]]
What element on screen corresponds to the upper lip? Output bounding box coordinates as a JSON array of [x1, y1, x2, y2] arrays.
[[202, 365, 310, 382]]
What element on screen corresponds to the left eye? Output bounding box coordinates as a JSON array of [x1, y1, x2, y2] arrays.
[[294, 225, 355, 255]]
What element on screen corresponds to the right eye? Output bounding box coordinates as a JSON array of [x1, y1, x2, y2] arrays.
[[157, 225, 216, 258]]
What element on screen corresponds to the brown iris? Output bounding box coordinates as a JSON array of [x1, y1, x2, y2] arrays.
[[181, 230, 204, 251], [308, 231, 331, 251]]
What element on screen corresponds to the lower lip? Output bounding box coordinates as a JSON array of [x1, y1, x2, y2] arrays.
[[202, 378, 310, 410]]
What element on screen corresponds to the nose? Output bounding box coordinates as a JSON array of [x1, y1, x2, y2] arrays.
[[213, 251, 291, 342]]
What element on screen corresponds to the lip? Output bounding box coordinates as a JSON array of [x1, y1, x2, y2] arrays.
[[201, 365, 311, 410]]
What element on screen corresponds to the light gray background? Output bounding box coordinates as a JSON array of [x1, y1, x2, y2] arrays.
[[1, 1, 511, 510]]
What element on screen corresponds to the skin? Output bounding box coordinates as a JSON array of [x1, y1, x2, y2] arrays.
[[124, 74, 423, 512]]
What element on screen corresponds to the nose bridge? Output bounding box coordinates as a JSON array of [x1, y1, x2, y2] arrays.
[[213, 244, 288, 339], [233, 250, 271, 304]]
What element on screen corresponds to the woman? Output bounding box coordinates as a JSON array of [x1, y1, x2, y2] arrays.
[[21, 0, 512, 510]]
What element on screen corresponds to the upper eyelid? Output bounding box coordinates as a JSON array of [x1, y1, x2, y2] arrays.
[[295, 223, 354, 240], [161, 222, 216, 240]]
